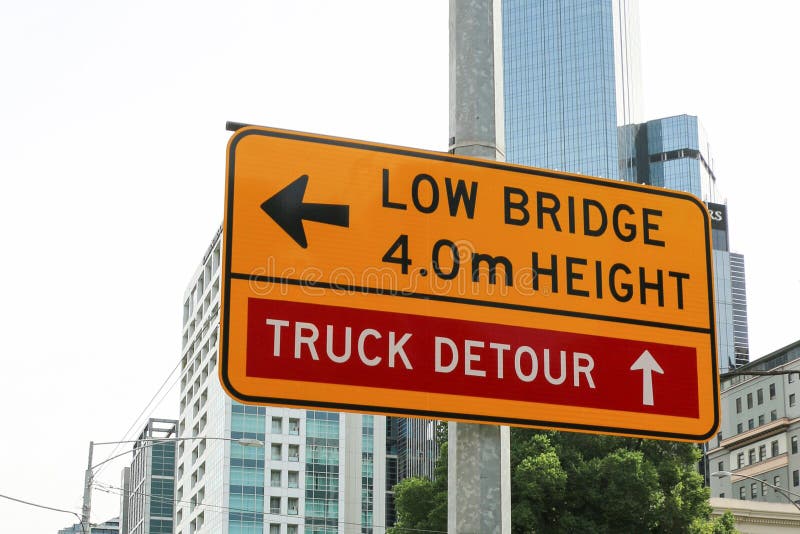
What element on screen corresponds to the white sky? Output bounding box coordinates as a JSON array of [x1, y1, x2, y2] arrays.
[[1, 1, 797, 531]]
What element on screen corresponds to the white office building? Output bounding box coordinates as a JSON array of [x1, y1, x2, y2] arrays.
[[175, 228, 387, 534], [708, 340, 800, 506]]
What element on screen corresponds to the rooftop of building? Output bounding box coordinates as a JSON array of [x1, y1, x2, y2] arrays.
[[722, 339, 800, 391], [134, 417, 178, 444]]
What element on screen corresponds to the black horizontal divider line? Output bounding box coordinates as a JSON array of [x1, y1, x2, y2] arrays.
[[229, 272, 712, 334], [218, 392, 714, 441]]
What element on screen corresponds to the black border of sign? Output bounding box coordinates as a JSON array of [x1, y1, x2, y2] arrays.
[[220, 126, 720, 442]]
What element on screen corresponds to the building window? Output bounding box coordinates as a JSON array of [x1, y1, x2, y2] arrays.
[[269, 525, 280, 534], [288, 497, 299, 515], [739, 486, 745, 499], [272, 416, 283, 434], [287, 526, 298, 534], [747, 393, 753, 409], [270, 496, 281, 514], [270, 469, 281, 487], [748, 419, 754, 430], [719, 492, 725, 499], [748, 449, 756, 464], [288, 444, 299, 462], [758, 414, 765, 426], [757, 389, 764, 405], [790, 373, 795, 384], [771, 410, 778, 421], [271, 443, 282, 461], [288, 470, 299, 488], [793, 436, 798, 454], [737, 423, 743, 434], [751, 483, 757, 498], [718, 461, 724, 472], [770, 383, 777, 399], [794, 470, 800, 487], [736, 397, 742, 413], [737, 452, 744, 468], [791, 394, 796, 407], [775, 475, 781, 489], [761, 482, 767, 496], [772, 440, 780, 456], [289, 418, 300, 435], [759, 445, 766, 461]]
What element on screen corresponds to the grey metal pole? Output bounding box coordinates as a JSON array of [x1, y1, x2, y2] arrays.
[[81, 441, 93, 534], [449, 0, 505, 162], [448, 1, 510, 533]]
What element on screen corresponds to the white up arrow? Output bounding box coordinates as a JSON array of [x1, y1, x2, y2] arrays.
[[630, 350, 664, 406]]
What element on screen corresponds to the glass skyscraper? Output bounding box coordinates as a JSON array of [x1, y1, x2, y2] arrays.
[[620, 114, 719, 199], [730, 252, 749, 367], [619, 115, 750, 372], [503, 0, 642, 178], [502, 1, 748, 372]]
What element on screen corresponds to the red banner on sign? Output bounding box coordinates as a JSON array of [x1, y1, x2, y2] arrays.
[[246, 298, 698, 418]]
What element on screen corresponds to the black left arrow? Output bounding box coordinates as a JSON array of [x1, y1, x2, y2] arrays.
[[260, 174, 350, 249]]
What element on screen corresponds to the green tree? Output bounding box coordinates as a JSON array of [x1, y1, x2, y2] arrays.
[[390, 476, 438, 532], [512, 430, 723, 533], [689, 511, 738, 534], [392, 427, 732, 533], [388, 441, 447, 534], [510, 432, 567, 532]]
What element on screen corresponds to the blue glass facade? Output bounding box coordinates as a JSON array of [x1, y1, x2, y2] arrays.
[[229, 403, 266, 534], [501, 0, 748, 373], [148, 442, 175, 534], [618, 115, 749, 371], [305, 411, 340, 534], [730, 253, 749, 367], [624, 115, 718, 200], [503, 0, 620, 178]]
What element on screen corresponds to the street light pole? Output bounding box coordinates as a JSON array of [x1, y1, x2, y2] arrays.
[[713, 471, 800, 511], [80, 441, 93, 534]]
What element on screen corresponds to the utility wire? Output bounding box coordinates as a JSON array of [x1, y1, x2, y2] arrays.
[[93, 356, 184, 478], [94, 481, 446, 533], [0, 492, 85, 534], [95, 275, 222, 474], [95, 319, 220, 476]]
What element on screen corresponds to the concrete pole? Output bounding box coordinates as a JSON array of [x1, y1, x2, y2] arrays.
[[448, 1, 511, 533], [449, 0, 505, 162], [81, 441, 93, 534]]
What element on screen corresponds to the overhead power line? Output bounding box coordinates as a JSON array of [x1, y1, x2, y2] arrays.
[[93, 356, 183, 479], [94, 481, 446, 533], [0, 492, 85, 534]]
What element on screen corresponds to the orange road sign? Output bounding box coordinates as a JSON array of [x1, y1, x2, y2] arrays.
[[220, 126, 719, 442]]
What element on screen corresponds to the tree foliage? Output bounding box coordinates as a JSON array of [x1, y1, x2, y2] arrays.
[[388, 440, 447, 534], [392, 428, 738, 534]]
